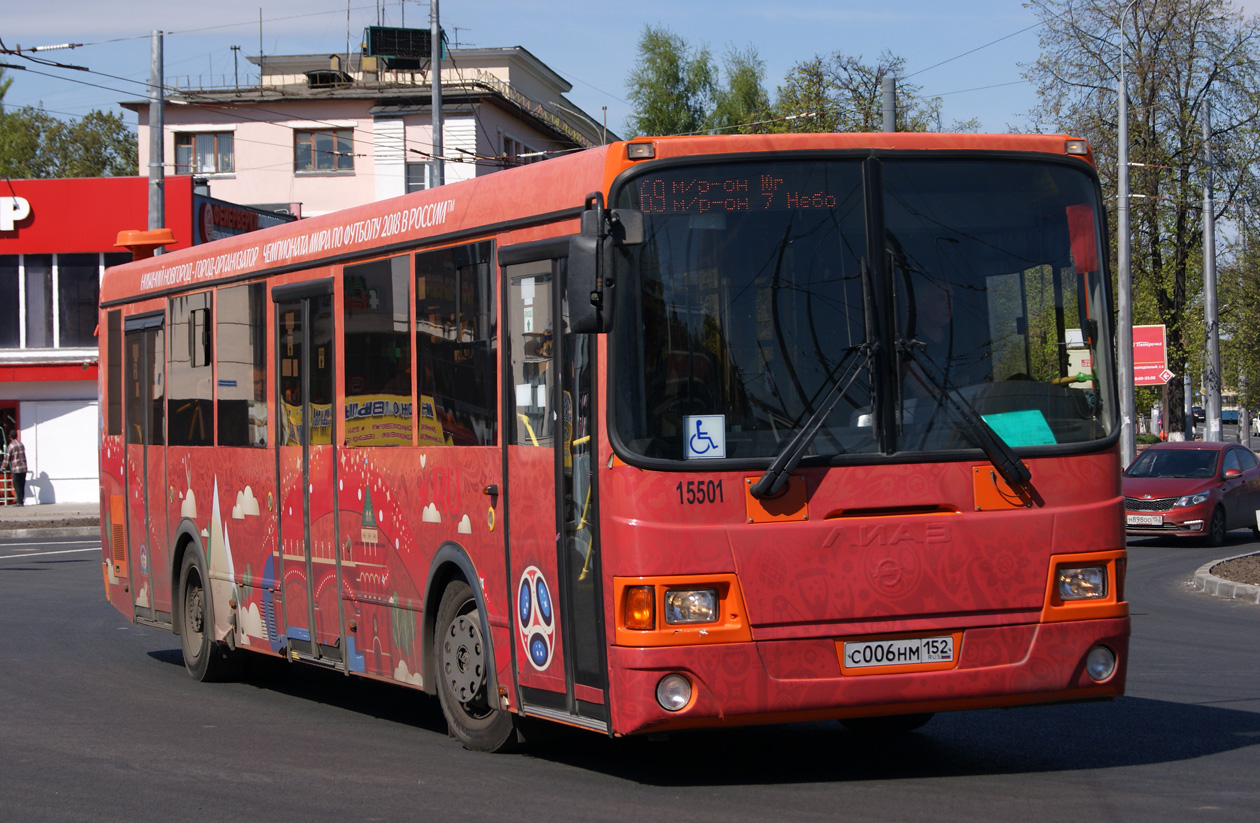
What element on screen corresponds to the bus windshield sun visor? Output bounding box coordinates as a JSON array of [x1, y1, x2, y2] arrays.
[[898, 337, 1037, 504]]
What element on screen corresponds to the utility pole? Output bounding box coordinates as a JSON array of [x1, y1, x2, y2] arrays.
[[1204, 101, 1222, 441], [148, 31, 164, 242], [882, 77, 896, 132], [430, 0, 444, 188], [230, 45, 240, 90]]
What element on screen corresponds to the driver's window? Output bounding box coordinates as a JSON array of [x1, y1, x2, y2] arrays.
[[1223, 449, 1242, 475]]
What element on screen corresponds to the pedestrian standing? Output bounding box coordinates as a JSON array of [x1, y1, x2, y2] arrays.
[[2, 429, 28, 506]]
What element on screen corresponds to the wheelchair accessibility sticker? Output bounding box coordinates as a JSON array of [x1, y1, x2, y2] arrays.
[[683, 415, 726, 459]]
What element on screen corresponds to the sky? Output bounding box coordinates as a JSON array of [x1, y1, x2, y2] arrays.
[[1, 1, 1063, 138]]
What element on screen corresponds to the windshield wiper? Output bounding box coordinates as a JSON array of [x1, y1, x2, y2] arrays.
[[898, 338, 1038, 504], [749, 344, 875, 499]]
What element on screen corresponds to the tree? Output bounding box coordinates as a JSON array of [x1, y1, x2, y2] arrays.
[[770, 51, 978, 133], [625, 26, 718, 137], [0, 68, 137, 178], [1025, 0, 1260, 434], [709, 45, 773, 134]]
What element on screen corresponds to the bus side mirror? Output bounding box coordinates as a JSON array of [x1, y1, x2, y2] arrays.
[[567, 194, 642, 335]]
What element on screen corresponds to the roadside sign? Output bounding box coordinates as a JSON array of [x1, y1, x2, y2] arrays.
[[1133, 324, 1172, 385]]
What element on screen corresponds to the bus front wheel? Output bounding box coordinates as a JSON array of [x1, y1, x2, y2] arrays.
[[178, 550, 241, 682], [434, 580, 517, 752]]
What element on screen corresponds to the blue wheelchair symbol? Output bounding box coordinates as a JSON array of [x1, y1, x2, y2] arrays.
[[689, 419, 718, 455]]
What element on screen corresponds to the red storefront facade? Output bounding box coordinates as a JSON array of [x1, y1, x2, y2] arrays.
[[1, 176, 290, 504]]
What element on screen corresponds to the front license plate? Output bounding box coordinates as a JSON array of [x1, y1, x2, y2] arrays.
[[842, 636, 954, 669], [1127, 514, 1163, 526]]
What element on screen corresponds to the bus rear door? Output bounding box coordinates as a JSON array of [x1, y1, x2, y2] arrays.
[[274, 282, 344, 666]]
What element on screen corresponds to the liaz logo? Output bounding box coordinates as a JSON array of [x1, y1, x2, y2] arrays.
[[1, 197, 31, 232]]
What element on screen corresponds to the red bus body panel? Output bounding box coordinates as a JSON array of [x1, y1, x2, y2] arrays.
[[98, 132, 1124, 741]]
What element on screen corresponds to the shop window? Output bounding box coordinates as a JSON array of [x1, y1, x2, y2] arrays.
[[175, 132, 234, 175], [168, 292, 214, 447], [217, 283, 268, 447], [58, 253, 101, 348], [295, 129, 354, 172], [24, 254, 52, 348], [344, 256, 411, 447], [415, 242, 497, 446], [0, 256, 17, 348]]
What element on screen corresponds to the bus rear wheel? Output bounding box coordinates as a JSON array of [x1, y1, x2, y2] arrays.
[[434, 580, 517, 752], [178, 550, 241, 682]]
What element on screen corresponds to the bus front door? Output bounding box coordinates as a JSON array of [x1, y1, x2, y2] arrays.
[[274, 286, 343, 666], [504, 255, 609, 732]]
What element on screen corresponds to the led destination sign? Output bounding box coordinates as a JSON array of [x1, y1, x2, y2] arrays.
[[635, 167, 852, 215]]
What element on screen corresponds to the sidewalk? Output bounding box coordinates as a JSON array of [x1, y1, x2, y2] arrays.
[[0, 501, 101, 539]]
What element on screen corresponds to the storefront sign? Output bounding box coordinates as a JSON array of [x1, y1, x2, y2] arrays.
[[1, 196, 31, 232]]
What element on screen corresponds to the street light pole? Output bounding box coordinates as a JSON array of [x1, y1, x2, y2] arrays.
[[1117, 2, 1137, 465], [1203, 101, 1222, 441]]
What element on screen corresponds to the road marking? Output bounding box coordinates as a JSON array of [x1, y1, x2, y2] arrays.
[[0, 547, 100, 561]]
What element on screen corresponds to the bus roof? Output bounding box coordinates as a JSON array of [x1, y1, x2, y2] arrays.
[[100, 132, 1092, 307]]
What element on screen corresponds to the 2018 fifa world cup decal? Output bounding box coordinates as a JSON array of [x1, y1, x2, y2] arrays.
[[517, 566, 555, 671]]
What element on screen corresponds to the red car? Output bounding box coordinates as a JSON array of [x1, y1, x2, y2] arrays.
[[1123, 441, 1260, 545]]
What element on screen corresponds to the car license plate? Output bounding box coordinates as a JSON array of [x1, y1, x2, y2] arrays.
[[842, 636, 954, 669], [1127, 514, 1163, 526]]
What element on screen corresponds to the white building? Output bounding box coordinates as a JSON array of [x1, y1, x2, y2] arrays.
[[128, 32, 613, 217]]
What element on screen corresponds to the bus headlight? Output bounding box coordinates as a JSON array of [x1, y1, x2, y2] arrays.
[[1057, 565, 1108, 600], [664, 588, 718, 624]]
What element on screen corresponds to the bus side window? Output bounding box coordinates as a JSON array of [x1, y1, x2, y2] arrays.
[[344, 255, 411, 447], [415, 242, 497, 447], [216, 283, 268, 447], [168, 292, 214, 447]]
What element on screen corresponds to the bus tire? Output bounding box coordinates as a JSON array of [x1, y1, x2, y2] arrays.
[[840, 712, 934, 734], [178, 549, 241, 682], [434, 580, 517, 752]]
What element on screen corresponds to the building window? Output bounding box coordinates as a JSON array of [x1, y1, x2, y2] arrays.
[[405, 162, 427, 193], [295, 129, 354, 172], [175, 132, 234, 174], [503, 135, 541, 167]]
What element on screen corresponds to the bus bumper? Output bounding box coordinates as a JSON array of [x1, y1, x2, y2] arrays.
[[605, 616, 1129, 736]]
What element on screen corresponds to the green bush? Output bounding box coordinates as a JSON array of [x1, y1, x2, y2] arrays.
[[1136, 433, 1162, 445]]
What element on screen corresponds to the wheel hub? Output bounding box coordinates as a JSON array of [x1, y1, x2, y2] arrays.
[[444, 613, 485, 705]]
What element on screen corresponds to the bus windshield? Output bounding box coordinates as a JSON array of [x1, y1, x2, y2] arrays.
[[611, 156, 1117, 463]]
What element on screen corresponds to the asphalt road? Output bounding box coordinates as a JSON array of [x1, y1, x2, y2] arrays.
[[2, 533, 1259, 823]]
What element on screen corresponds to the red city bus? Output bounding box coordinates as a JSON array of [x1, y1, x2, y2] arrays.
[[99, 133, 1128, 751]]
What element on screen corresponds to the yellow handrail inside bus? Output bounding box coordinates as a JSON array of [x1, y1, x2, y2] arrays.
[[516, 413, 539, 447]]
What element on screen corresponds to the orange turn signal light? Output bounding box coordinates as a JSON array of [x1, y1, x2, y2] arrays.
[[624, 585, 655, 630]]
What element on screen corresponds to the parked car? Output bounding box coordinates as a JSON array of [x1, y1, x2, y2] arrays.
[[1192, 405, 1205, 423], [1123, 441, 1260, 545]]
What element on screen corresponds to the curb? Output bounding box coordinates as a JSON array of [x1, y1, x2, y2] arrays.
[[1192, 551, 1260, 605], [2, 526, 101, 540]]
